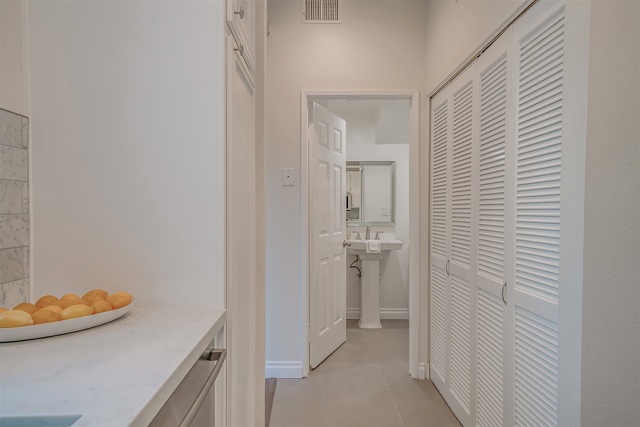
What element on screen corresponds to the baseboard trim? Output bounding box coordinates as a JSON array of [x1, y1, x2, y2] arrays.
[[347, 308, 409, 320], [265, 361, 304, 379], [418, 362, 427, 380]]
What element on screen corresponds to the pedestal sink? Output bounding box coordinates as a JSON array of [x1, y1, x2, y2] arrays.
[[347, 238, 403, 329]]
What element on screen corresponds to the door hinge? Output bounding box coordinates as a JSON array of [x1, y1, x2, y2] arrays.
[[308, 324, 313, 342]]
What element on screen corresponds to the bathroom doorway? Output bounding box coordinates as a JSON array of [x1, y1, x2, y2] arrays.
[[301, 91, 423, 378]]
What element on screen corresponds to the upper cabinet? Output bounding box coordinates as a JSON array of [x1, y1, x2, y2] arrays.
[[227, 0, 256, 75]]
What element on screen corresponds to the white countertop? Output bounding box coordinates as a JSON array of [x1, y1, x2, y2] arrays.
[[0, 307, 226, 427]]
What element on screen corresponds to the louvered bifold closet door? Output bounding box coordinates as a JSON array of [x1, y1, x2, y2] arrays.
[[446, 64, 477, 427], [510, 2, 565, 426], [474, 30, 514, 427], [429, 87, 451, 392]]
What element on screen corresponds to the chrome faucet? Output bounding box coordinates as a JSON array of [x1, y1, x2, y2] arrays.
[[365, 226, 371, 240]]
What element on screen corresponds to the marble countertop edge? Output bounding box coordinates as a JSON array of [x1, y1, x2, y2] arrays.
[[0, 306, 227, 427]]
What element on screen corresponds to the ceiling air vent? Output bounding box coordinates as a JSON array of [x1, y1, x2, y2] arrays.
[[303, 0, 340, 23]]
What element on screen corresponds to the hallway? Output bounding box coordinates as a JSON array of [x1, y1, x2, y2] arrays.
[[269, 320, 460, 427]]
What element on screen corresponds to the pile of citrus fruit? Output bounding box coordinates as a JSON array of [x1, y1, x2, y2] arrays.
[[0, 289, 133, 328]]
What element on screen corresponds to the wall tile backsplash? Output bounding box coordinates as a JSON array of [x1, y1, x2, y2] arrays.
[[0, 108, 29, 309]]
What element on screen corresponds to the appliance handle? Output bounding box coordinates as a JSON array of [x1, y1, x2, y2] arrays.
[[178, 349, 227, 427]]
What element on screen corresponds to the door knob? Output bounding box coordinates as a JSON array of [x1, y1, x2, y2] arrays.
[[235, 6, 245, 19]]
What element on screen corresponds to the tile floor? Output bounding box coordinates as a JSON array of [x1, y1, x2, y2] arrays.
[[269, 319, 461, 427]]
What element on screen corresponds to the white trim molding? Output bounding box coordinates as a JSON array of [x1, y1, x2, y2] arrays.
[[265, 361, 305, 379], [347, 308, 409, 320], [419, 362, 428, 380], [301, 90, 422, 380]]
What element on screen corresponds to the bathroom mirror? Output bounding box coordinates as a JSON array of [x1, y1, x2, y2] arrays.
[[346, 161, 395, 226]]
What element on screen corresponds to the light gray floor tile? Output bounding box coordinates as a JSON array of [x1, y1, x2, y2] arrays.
[[364, 328, 409, 347], [317, 343, 377, 366], [269, 320, 460, 427], [347, 319, 360, 329], [314, 363, 387, 391], [322, 388, 403, 427], [380, 363, 419, 391], [377, 319, 409, 329], [390, 387, 461, 427], [269, 388, 326, 427], [372, 345, 409, 364], [346, 329, 368, 345]]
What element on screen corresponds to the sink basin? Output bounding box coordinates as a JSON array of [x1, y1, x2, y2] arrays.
[[347, 238, 403, 253], [0, 416, 82, 427]]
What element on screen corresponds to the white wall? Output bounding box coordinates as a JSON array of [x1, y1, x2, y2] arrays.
[[581, 0, 640, 425], [27, 0, 226, 308], [0, 0, 26, 115], [324, 100, 410, 317], [266, 0, 427, 376], [423, 0, 525, 94]]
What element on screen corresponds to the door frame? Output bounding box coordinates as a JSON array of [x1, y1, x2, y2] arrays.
[[300, 90, 422, 378]]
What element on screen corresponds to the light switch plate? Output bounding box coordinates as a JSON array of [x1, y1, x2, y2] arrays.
[[282, 168, 295, 186]]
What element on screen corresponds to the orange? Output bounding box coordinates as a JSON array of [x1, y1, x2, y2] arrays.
[[32, 309, 61, 324], [82, 289, 108, 300], [90, 299, 113, 314], [35, 295, 59, 309], [38, 305, 63, 314], [61, 304, 94, 320], [0, 310, 34, 328], [61, 294, 80, 301], [107, 294, 129, 310], [13, 303, 38, 315], [0, 308, 8, 314], [53, 299, 77, 309], [111, 292, 132, 305], [83, 294, 105, 305]]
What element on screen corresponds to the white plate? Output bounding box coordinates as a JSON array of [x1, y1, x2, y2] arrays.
[[0, 298, 136, 342]]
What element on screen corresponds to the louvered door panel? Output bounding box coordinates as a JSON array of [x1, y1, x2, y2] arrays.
[[514, 308, 559, 426], [431, 265, 448, 381], [446, 64, 477, 427], [511, 3, 565, 426], [450, 275, 472, 412], [432, 101, 449, 259], [475, 29, 513, 427], [478, 55, 507, 284], [451, 81, 474, 269], [430, 89, 450, 390], [477, 290, 505, 427]]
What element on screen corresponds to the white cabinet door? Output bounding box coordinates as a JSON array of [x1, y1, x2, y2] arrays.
[[475, 29, 515, 427], [227, 0, 255, 74], [510, 2, 565, 426], [226, 34, 257, 427]]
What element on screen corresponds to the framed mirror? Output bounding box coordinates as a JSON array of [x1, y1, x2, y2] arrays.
[[346, 161, 396, 226]]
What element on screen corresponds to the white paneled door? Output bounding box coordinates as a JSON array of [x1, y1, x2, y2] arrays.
[[309, 103, 347, 369]]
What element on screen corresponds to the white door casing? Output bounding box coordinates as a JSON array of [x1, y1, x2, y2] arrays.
[[309, 103, 347, 369]]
